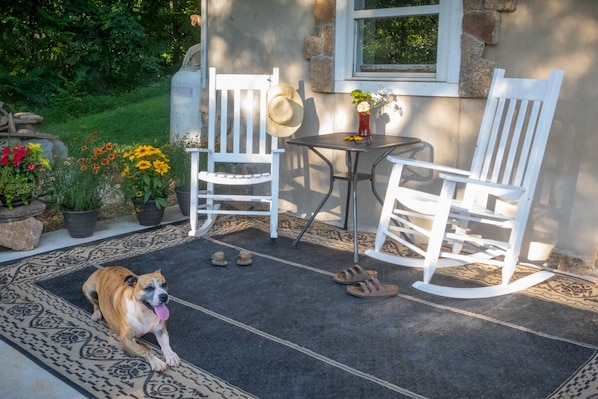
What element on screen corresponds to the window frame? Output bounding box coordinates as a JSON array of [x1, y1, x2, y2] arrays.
[[334, 0, 463, 97]]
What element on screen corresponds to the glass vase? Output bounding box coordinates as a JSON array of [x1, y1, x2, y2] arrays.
[[357, 112, 371, 137]]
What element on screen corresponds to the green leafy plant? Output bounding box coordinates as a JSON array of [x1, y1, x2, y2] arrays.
[[119, 144, 172, 209], [162, 134, 208, 192], [45, 132, 119, 211], [0, 142, 50, 209]]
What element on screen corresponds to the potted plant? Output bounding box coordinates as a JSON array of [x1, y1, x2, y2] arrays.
[[119, 144, 172, 225], [45, 132, 119, 238], [162, 134, 207, 216], [0, 142, 50, 209]]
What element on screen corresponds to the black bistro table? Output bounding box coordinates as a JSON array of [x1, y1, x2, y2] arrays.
[[287, 132, 420, 262]]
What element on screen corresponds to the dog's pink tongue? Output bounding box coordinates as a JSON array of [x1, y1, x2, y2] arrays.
[[154, 304, 170, 321]]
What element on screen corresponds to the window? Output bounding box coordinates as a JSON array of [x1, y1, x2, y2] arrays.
[[335, 0, 462, 97]]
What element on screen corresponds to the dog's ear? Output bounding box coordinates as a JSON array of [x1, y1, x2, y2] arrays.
[[124, 274, 138, 287], [154, 269, 162, 274]]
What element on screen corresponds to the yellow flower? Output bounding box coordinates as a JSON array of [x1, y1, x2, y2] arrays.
[[136, 160, 152, 170], [153, 160, 170, 175], [27, 142, 42, 151], [134, 145, 155, 158]]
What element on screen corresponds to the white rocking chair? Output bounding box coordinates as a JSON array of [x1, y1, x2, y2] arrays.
[[365, 68, 564, 298], [187, 67, 282, 239]]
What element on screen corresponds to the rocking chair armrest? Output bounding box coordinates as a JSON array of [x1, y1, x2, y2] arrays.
[[386, 155, 472, 176], [438, 173, 526, 200]]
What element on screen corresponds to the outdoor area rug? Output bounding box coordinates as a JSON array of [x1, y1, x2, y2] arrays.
[[1, 214, 597, 398]]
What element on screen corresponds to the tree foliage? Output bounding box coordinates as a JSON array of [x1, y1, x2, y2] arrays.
[[0, 0, 200, 109]]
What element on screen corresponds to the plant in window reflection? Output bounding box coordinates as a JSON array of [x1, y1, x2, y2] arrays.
[[350, 89, 403, 117], [119, 144, 172, 210]]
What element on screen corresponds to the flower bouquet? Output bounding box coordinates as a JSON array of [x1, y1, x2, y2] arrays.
[[119, 144, 172, 210], [350, 89, 403, 137], [350, 88, 398, 115], [0, 142, 50, 209]]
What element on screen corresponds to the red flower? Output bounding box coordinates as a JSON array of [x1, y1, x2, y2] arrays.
[[0, 148, 9, 165]]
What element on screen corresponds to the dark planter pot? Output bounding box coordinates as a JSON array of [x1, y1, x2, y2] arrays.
[[62, 209, 99, 238], [175, 188, 206, 217], [175, 188, 191, 217], [132, 198, 165, 226]]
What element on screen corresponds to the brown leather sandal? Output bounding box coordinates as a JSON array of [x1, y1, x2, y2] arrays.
[[333, 264, 378, 285], [347, 277, 398, 298]]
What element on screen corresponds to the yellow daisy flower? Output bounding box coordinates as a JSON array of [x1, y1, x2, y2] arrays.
[[136, 160, 152, 170]]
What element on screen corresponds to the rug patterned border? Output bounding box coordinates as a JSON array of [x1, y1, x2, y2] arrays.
[[1, 214, 597, 398]]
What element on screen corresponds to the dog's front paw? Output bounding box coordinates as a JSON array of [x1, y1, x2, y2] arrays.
[[91, 310, 102, 321], [165, 351, 181, 367], [149, 357, 168, 372]]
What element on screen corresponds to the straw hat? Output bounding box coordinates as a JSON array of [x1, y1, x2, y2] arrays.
[[266, 84, 304, 137]]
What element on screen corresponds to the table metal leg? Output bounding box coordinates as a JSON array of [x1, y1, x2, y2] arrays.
[[351, 152, 360, 263], [342, 152, 352, 230], [292, 147, 335, 246]]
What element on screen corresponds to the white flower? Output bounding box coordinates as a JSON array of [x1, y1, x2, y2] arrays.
[[371, 91, 391, 109], [356, 101, 371, 113]]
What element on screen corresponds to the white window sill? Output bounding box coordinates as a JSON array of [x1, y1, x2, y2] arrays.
[[335, 80, 460, 98]]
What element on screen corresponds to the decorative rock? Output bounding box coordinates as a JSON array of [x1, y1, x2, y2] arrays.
[[462, 10, 501, 45], [13, 112, 44, 132], [459, 58, 496, 98], [310, 57, 334, 93], [0, 200, 46, 222], [0, 217, 43, 251]]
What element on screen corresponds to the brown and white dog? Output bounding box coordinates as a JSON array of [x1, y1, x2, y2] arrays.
[[82, 266, 180, 372]]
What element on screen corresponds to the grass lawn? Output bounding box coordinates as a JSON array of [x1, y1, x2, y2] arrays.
[[43, 93, 171, 150]]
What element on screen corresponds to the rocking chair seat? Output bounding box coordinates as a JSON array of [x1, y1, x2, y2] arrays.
[[198, 171, 272, 185]]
